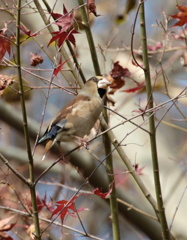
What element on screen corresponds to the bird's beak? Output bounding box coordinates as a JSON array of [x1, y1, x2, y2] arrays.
[[98, 77, 112, 89]]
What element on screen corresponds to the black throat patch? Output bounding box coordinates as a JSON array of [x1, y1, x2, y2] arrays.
[[98, 88, 106, 98]]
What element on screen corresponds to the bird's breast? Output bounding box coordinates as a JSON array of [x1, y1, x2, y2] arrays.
[[66, 97, 103, 137]]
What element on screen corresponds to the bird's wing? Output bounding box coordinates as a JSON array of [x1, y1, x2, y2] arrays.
[[37, 95, 91, 144], [37, 119, 67, 144]]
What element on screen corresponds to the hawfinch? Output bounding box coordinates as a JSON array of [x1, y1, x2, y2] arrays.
[[37, 76, 111, 160]]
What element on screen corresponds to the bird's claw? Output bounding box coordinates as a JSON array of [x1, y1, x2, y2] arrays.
[[81, 139, 89, 150]]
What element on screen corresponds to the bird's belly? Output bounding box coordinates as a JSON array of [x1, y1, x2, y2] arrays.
[[68, 98, 103, 137]]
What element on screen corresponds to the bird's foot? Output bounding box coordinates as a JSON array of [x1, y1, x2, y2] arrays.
[[74, 136, 89, 150], [81, 138, 89, 150]]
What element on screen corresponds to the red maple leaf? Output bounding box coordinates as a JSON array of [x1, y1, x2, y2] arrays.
[[93, 188, 112, 199], [27, 194, 44, 213], [171, 5, 187, 27], [51, 196, 78, 223], [0, 32, 11, 62], [134, 163, 145, 175], [121, 81, 145, 93], [51, 5, 74, 32], [48, 29, 79, 47], [41, 195, 54, 212], [53, 57, 70, 76], [35, 195, 44, 213], [18, 25, 38, 37], [49, 4, 79, 48]]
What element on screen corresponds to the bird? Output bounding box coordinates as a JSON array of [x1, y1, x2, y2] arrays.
[[37, 76, 111, 161]]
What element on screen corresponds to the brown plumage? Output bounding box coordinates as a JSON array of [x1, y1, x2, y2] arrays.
[[37, 76, 111, 160]]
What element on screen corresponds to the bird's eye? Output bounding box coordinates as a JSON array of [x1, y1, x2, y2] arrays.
[[92, 77, 98, 83]]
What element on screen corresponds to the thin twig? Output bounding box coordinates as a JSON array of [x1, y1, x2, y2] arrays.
[[169, 185, 187, 231], [0, 206, 104, 240], [117, 198, 157, 221], [130, 1, 144, 69], [0, 154, 30, 186]]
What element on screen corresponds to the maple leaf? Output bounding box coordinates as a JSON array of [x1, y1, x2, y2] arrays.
[[171, 5, 187, 27], [18, 25, 38, 37], [109, 61, 130, 94], [0, 216, 16, 240], [26, 193, 46, 213], [121, 81, 145, 93], [51, 5, 74, 32], [109, 78, 126, 94], [48, 29, 79, 47], [114, 170, 129, 188], [30, 52, 43, 66], [87, 0, 99, 17], [0, 31, 11, 62], [0, 74, 13, 97], [51, 196, 78, 223], [110, 61, 131, 79], [53, 57, 70, 76], [49, 5, 80, 48], [93, 188, 112, 199], [147, 42, 163, 51], [40, 194, 54, 212], [134, 163, 145, 175], [35, 195, 44, 213]]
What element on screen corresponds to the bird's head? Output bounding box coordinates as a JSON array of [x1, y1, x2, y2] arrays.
[[82, 76, 111, 98], [92, 76, 112, 89]]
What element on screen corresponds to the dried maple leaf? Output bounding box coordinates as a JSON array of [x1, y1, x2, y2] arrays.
[[27, 224, 35, 240], [0, 31, 11, 62], [87, 0, 99, 16], [0, 74, 13, 97], [171, 5, 187, 27], [0, 231, 14, 240], [0, 216, 16, 240], [109, 78, 126, 94], [110, 61, 130, 79], [30, 52, 43, 66], [109, 61, 130, 94]]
